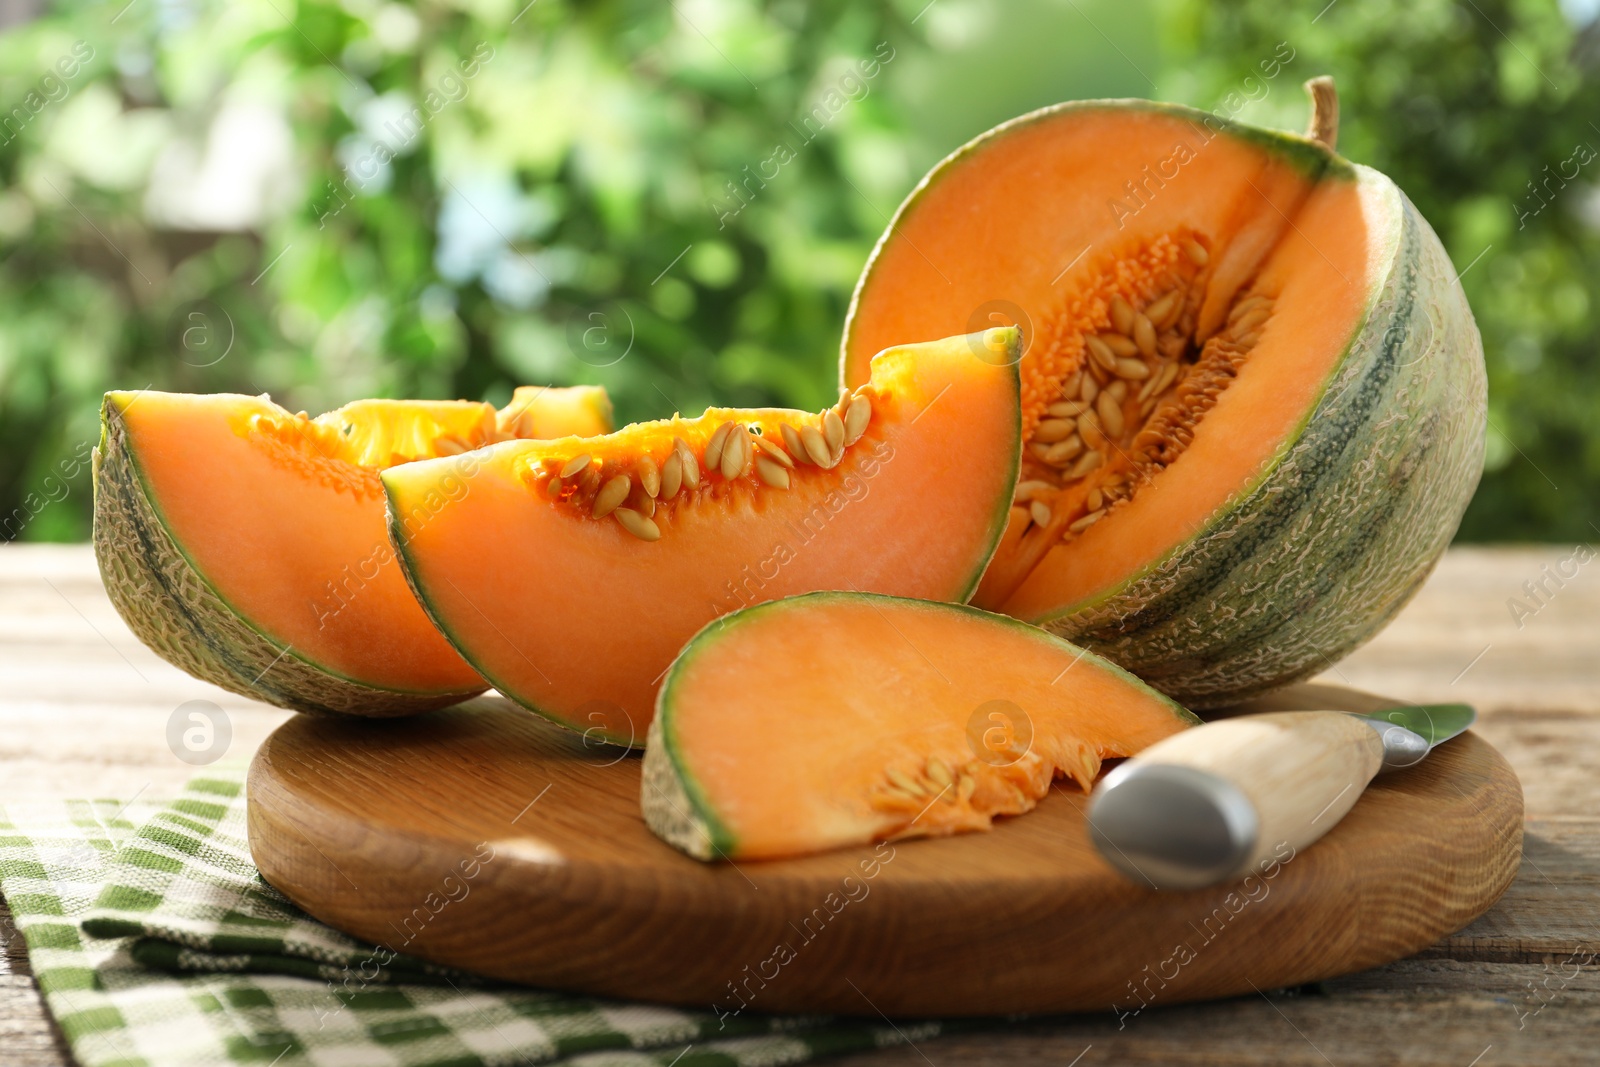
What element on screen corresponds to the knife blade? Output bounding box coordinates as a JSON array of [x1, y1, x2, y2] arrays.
[[1087, 704, 1476, 890]]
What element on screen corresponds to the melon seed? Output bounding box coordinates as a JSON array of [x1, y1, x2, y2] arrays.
[[1029, 500, 1051, 528], [927, 757, 954, 788], [800, 424, 832, 467], [1097, 392, 1125, 438], [1110, 295, 1135, 336], [1145, 290, 1179, 330], [1106, 380, 1128, 403], [1034, 418, 1076, 444], [660, 452, 683, 499], [755, 455, 791, 489], [638, 455, 660, 497], [871, 790, 921, 813], [1069, 508, 1106, 533], [781, 423, 808, 462], [544, 475, 564, 498], [1085, 335, 1118, 372], [843, 394, 872, 444], [1015, 480, 1055, 502], [1183, 237, 1209, 266], [1103, 333, 1139, 359], [592, 474, 631, 518], [1044, 437, 1084, 465], [1079, 374, 1100, 403], [704, 422, 734, 471], [1138, 362, 1173, 402], [887, 766, 926, 796], [719, 427, 749, 480], [1086, 486, 1104, 512], [1234, 307, 1271, 335], [823, 409, 846, 455], [1048, 399, 1089, 418], [753, 434, 795, 469], [560, 453, 592, 479], [1114, 357, 1150, 380], [1133, 312, 1158, 358], [957, 774, 977, 803], [674, 437, 701, 490], [1065, 450, 1104, 480], [614, 507, 660, 541], [434, 433, 470, 457], [1078, 409, 1105, 449]]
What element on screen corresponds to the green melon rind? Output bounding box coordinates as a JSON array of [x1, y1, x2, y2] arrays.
[[951, 328, 1023, 603], [641, 590, 1200, 861], [385, 329, 1022, 749], [1037, 169, 1484, 707], [840, 98, 1348, 385], [92, 396, 484, 717]]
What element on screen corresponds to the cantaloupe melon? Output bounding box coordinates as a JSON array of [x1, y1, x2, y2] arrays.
[[643, 591, 1198, 860], [384, 329, 1023, 744], [842, 86, 1485, 707], [93, 386, 611, 716]]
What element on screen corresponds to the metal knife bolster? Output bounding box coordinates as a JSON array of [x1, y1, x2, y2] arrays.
[[1088, 762, 1260, 890], [1354, 714, 1430, 772], [1087, 708, 1465, 891]]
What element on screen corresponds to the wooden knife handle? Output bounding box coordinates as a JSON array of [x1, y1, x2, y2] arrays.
[[1088, 711, 1384, 889]]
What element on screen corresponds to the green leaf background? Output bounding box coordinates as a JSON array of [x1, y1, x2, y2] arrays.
[[1, 0, 1594, 542]]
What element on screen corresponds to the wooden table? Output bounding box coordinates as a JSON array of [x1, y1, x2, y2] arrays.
[[3, 543, 1596, 1065]]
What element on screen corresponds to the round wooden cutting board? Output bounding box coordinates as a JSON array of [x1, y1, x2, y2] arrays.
[[247, 683, 1522, 1017]]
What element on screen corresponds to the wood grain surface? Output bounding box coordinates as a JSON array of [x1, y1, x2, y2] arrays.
[[245, 684, 1521, 1015], [3, 544, 1599, 1065]]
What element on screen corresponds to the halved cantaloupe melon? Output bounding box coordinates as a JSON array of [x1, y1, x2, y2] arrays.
[[842, 87, 1485, 708], [384, 329, 1023, 745], [643, 591, 1198, 860], [94, 386, 611, 716]]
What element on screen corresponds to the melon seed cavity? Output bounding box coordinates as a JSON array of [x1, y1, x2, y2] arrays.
[[523, 390, 877, 541], [1009, 228, 1276, 560]]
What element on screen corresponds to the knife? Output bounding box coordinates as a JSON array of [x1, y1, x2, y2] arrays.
[[1087, 703, 1476, 890]]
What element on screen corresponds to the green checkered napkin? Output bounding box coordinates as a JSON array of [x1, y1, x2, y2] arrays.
[[0, 769, 980, 1067]]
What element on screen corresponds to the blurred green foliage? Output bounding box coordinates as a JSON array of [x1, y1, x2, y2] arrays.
[[0, 0, 1596, 542]]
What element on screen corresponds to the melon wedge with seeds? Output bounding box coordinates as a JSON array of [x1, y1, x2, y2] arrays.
[[842, 85, 1486, 708], [643, 591, 1198, 860], [383, 329, 1023, 745], [93, 386, 611, 716]]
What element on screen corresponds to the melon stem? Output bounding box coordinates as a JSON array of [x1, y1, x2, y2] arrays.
[[1303, 76, 1339, 151]]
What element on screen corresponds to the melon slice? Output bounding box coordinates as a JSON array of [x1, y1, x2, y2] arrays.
[[384, 329, 1023, 745], [94, 386, 611, 716], [643, 591, 1198, 860], [842, 88, 1485, 708]]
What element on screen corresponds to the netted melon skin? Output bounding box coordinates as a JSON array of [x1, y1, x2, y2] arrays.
[[640, 714, 719, 860], [93, 401, 481, 717], [1043, 175, 1486, 709]]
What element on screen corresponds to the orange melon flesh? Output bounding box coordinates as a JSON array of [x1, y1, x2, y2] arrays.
[[1000, 177, 1376, 619], [644, 592, 1198, 860], [841, 104, 1372, 621], [383, 330, 1023, 745], [100, 387, 610, 703]]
